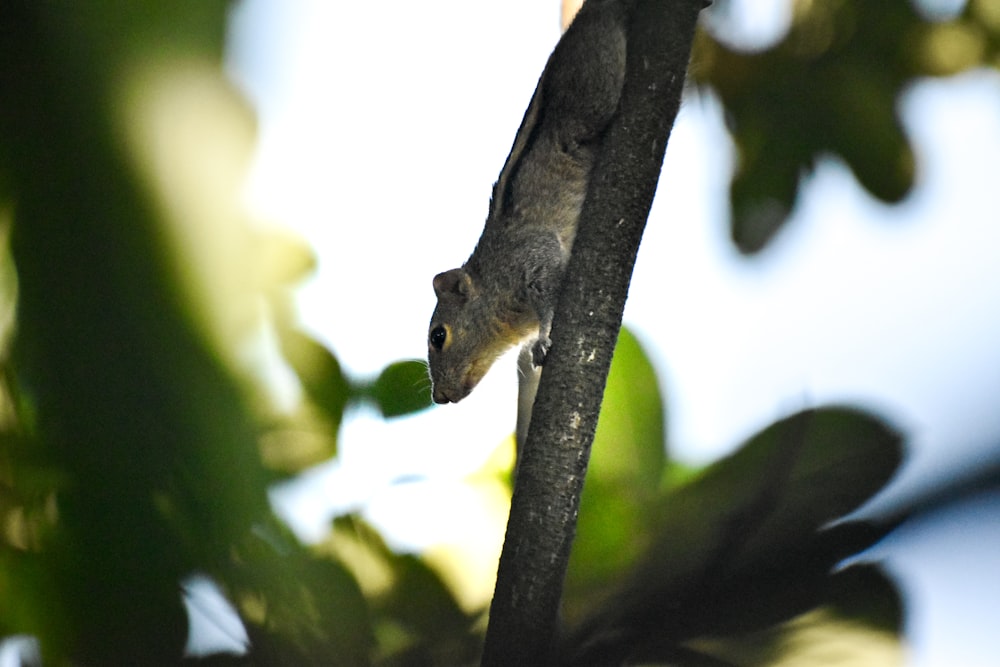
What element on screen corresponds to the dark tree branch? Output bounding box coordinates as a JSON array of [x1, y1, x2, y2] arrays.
[[481, 1, 706, 665]]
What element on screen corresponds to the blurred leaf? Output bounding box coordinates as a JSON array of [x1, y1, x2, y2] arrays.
[[694, 1, 1000, 252], [278, 328, 351, 436], [379, 556, 476, 657], [325, 515, 481, 666], [560, 406, 904, 665], [276, 331, 430, 429], [0, 1, 355, 662], [0, 547, 62, 648], [825, 564, 902, 634], [591, 328, 667, 491], [360, 360, 433, 419], [223, 518, 373, 667], [673, 565, 904, 667], [563, 328, 667, 622], [699, 409, 902, 576], [253, 226, 318, 293], [258, 413, 339, 479]]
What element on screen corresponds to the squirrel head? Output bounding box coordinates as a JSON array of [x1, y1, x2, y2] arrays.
[[427, 268, 535, 404]]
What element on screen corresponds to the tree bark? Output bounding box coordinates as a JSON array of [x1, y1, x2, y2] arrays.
[[481, 0, 706, 664]]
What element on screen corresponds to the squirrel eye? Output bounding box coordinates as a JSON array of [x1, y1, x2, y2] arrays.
[[429, 326, 447, 351]]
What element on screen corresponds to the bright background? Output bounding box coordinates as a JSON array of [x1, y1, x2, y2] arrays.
[[222, 1, 1000, 665]]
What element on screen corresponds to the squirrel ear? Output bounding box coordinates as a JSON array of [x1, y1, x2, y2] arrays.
[[433, 269, 474, 299]]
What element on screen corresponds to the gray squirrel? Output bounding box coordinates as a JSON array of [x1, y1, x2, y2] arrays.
[[428, 0, 629, 404]]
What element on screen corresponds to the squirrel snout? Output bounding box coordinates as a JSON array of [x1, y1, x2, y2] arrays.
[[432, 387, 454, 404], [432, 384, 470, 404], [431, 374, 478, 404]]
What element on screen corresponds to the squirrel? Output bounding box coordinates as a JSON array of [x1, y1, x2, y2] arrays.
[[427, 0, 629, 404]]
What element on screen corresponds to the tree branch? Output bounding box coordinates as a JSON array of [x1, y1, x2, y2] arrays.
[[481, 1, 706, 664]]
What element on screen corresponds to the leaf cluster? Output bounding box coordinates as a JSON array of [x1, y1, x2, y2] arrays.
[[694, 0, 1000, 251], [535, 331, 903, 665], [0, 2, 436, 664]]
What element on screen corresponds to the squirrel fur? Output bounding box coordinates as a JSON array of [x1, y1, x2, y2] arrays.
[[428, 0, 628, 404]]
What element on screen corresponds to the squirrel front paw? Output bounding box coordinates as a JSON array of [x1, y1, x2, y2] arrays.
[[531, 337, 551, 367]]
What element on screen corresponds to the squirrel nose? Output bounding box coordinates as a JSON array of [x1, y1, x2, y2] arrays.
[[432, 388, 452, 404]]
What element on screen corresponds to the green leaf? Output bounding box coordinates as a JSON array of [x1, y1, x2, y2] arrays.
[[362, 360, 433, 419], [563, 327, 667, 623], [825, 564, 903, 634], [591, 328, 667, 491], [0, 2, 334, 662], [667, 565, 904, 667], [222, 517, 374, 667], [561, 406, 904, 664], [692, 2, 983, 252], [379, 556, 476, 652], [328, 515, 480, 666], [0, 547, 64, 654], [278, 328, 351, 433]]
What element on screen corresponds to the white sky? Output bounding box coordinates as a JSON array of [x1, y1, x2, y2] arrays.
[[224, 1, 1000, 664]]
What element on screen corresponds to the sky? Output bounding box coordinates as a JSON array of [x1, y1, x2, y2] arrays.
[[219, 0, 1000, 664]]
